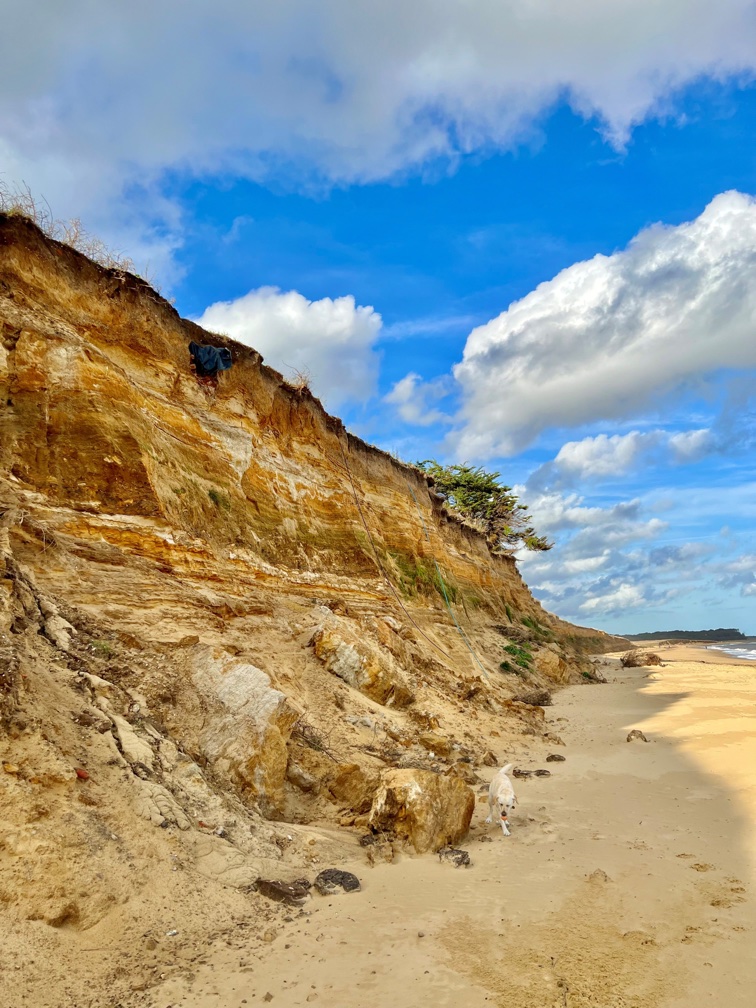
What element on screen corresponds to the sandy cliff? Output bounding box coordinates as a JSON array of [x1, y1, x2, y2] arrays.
[[0, 214, 625, 1006]]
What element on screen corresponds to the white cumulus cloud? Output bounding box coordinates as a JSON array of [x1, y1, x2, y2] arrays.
[[452, 191, 756, 456], [195, 287, 381, 407], [553, 431, 662, 479]]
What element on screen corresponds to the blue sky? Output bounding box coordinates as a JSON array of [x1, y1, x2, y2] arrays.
[[2, 1, 755, 634]]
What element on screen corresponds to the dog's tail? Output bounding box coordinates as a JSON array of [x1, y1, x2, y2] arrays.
[[501, 763, 514, 776]]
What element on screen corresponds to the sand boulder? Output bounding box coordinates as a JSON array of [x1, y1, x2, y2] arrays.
[[533, 644, 570, 681], [191, 648, 299, 816], [310, 618, 415, 708], [621, 651, 662, 668], [368, 768, 475, 853]]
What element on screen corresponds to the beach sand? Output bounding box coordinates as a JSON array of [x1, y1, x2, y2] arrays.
[[144, 646, 756, 1008]]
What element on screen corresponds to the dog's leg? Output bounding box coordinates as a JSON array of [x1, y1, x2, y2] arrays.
[[485, 795, 494, 824], [500, 818, 511, 837]]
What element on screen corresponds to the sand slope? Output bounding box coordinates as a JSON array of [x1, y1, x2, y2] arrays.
[[145, 647, 756, 1008]]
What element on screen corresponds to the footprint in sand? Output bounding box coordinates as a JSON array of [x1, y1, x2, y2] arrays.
[[622, 930, 656, 946], [690, 863, 714, 872], [708, 883, 746, 908], [710, 896, 743, 908]]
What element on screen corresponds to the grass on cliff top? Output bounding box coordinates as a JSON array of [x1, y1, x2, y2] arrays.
[[0, 181, 142, 280]]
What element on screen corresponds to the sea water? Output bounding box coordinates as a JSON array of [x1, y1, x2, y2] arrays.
[[707, 643, 756, 661]]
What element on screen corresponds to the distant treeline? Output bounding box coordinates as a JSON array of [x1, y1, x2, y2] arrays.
[[623, 628, 747, 641]]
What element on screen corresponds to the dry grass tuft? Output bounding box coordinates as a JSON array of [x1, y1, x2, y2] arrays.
[[283, 366, 313, 395], [0, 180, 137, 277]]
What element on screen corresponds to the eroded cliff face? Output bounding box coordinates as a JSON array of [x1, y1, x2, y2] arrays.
[[0, 214, 625, 1006]]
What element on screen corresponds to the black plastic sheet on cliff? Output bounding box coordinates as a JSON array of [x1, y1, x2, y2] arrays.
[[189, 341, 233, 377]]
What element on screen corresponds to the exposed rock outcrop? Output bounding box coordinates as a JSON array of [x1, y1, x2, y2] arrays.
[[309, 612, 415, 707], [189, 648, 300, 816]]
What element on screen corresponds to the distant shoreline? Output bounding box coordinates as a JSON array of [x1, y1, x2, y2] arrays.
[[618, 641, 756, 665], [705, 643, 756, 662]]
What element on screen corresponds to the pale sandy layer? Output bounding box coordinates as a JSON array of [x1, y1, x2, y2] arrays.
[[143, 647, 756, 1008]]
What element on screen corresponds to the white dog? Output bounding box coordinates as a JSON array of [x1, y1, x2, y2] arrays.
[[486, 763, 516, 836]]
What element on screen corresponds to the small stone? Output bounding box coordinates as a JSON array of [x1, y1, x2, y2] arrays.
[[262, 930, 276, 943], [512, 689, 552, 707], [313, 869, 361, 895], [263, 994, 274, 1002], [438, 847, 471, 868], [512, 768, 533, 779], [543, 733, 564, 745], [534, 769, 551, 777], [418, 931, 426, 938], [481, 751, 498, 767], [545, 754, 566, 762], [255, 879, 311, 906], [587, 869, 611, 884], [75, 768, 90, 780], [626, 730, 649, 743], [366, 840, 394, 866]]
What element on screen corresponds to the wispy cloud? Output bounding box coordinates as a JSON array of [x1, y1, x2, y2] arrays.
[[380, 314, 479, 341], [384, 372, 453, 427], [515, 468, 755, 626]]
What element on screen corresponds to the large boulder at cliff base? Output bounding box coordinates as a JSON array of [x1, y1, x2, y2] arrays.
[[368, 768, 475, 853]]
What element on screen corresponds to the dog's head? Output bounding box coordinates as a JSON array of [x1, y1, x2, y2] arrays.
[[497, 793, 516, 821]]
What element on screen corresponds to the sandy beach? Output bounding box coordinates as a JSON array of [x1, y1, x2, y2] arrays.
[[138, 646, 756, 1008]]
